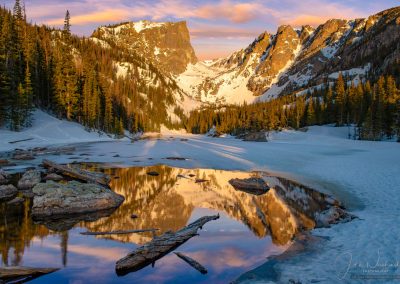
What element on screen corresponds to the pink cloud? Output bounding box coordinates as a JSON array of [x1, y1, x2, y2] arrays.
[[46, 9, 131, 25], [194, 0, 262, 23]]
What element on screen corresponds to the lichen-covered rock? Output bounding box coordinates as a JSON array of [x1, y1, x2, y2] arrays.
[[18, 170, 41, 190], [32, 181, 124, 218], [0, 184, 18, 201]]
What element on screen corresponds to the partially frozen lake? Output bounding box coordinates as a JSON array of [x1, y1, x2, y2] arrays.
[[1, 164, 349, 283]]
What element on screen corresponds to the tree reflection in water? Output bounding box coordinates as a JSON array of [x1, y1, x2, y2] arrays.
[[0, 164, 338, 271]]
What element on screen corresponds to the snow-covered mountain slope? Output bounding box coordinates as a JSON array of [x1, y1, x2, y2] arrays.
[[176, 6, 400, 105], [89, 7, 399, 111]]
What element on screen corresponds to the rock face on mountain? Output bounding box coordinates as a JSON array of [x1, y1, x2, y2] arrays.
[[91, 20, 197, 75], [177, 6, 400, 105], [88, 7, 399, 109]]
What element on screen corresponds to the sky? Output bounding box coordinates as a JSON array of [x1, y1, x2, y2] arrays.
[[2, 0, 399, 60]]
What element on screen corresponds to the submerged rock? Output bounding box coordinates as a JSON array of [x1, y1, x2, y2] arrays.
[[0, 159, 10, 166], [13, 152, 35, 160], [0, 184, 18, 201], [18, 170, 41, 190], [229, 178, 270, 195], [35, 209, 119, 231], [31, 181, 124, 218]]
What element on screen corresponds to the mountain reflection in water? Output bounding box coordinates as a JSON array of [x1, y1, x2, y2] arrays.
[[0, 165, 336, 283]]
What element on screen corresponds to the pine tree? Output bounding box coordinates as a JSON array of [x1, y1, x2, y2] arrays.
[[335, 73, 346, 126], [306, 97, 316, 125], [13, 0, 23, 21], [63, 10, 71, 39]]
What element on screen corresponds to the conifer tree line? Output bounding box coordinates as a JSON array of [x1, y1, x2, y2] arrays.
[[185, 73, 400, 141], [1, 2, 399, 142], [0, 2, 183, 134]]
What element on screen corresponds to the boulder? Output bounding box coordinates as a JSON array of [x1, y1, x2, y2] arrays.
[[44, 173, 63, 181], [242, 132, 267, 142], [0, 184, 18, 201], [0, 170, 10, 185], [31, 181, 124, 218], [13, 152, 35, 160], [18, 170, 41, 190], [7, 197, 24, 205]]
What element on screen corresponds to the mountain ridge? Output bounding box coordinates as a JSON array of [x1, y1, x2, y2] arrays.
[[88, 6, 399, 109]]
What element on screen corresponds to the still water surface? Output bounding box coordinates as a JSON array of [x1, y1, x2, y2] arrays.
[[0, 165, 334, 283]]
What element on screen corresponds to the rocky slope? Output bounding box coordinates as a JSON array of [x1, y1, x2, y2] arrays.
[[91, 20, 197, 75], [89, 7, 399, 109], [178, 6, 400, 105]]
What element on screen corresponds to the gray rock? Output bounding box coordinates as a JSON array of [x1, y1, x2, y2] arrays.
[[0, 184, 18, 201], [31, 181, 124, 218], [18, 169, 41, 190], [0, 170, 10, 185], [44, 173, 63, 181], [242, 132, 267, 142], [7, 196, 24, 205]]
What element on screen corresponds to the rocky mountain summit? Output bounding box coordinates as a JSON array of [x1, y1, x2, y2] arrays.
[[91, 7, 399, 108], [178, 6, 400, 105], [91, 20, 197, 75]]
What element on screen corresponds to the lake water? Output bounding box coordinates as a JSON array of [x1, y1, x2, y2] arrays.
[[0, 165, 337, 283]]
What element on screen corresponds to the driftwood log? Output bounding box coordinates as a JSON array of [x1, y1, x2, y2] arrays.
[[0, 266, 59, 282], [174, 252, 207, 274], [42, 159, 110, 186], [115, 215, 219, 275], [80, 228, 158, 236]]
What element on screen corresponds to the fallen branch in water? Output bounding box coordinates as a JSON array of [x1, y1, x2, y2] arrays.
[[8, 138, 34, 144], [174, 252, 207, 274], [42, 159, 110, 186], [0, 266, 59, 282], [80, 229, 158, 236], [115, 214, 219, 275]]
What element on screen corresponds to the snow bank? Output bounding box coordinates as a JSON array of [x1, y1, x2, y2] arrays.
[[0, 110, 115, 152]]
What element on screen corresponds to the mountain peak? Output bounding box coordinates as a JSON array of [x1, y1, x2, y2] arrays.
[[91, 20, 197, 75]]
